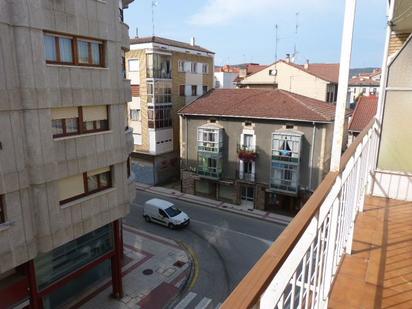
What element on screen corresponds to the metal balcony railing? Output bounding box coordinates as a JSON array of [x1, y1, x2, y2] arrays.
[[237, 171, 256, 182], [222, 118, 380, 309]]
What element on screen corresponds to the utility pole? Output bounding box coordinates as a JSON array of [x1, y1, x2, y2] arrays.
[[330, 0, 357, 172]]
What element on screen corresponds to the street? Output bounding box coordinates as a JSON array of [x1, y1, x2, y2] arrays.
[[124, 190, 286, 308]]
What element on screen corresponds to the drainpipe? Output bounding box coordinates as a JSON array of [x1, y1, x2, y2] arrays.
[[330, 0, 357, 172], [309, 122, 316, 190]]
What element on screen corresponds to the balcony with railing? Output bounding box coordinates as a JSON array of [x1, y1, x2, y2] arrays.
[[222, 118, 381, 309]]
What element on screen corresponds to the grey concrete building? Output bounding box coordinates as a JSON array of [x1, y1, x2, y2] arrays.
[[0, 0, 135, 308], [179, 89, 349, 214]]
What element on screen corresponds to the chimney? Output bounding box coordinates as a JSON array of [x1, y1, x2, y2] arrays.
[[190, 36, 196, 46], [304, 59, 309, 69], [286, 53, 291, 63]]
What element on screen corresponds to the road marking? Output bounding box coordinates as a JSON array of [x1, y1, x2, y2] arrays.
[[174, 292, 197, 309], [180, 242, 200, 290], [190, 219, 273, 246], [194, 297, 213, 309]]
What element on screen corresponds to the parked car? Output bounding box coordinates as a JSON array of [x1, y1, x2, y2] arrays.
[[143, 198, 190, 229]]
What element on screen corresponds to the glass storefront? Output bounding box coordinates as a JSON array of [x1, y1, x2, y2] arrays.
[[34, 224, 113, 291], [42, 259, 111, 309]]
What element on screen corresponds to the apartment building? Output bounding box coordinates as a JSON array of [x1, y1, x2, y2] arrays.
[[179, 88, 349, 215], [0, 1, 134, 308], [347, 68, 381, 106], [126, 36, 214, 185], [238, 59, 340, 103]]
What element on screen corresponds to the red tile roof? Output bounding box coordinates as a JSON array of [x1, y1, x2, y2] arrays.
[[130, 36, 214, 54], [348, 96, 378, 132], [283, 61, 340, 83], [349, 76, 380, 86], [179, 88, 341, 122], [246, 64, 268, 74]]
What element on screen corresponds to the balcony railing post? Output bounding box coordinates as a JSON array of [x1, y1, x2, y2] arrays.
[[345, 150, 362, 254], [322, 176, 341, 304]]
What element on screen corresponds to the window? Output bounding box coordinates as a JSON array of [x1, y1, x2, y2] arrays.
[[191, 62, 197, 73], [191, 85, 197, 96], [202, 85, 208, 95], [44, 32, 104, 67], [243, 161, 253, 174], [44, 34, 73, 64], [82, 106, 109, 133], [148, 105, 172, 129], [127, 156, 131, 178], [197, 127, 223, 152], [179, 85, 185, 96], [362, 88, 366, 93], [202, 63, 209, 74], [128, 59, 139, 72], [271, 132, 302, 194], [243, 134, 253, 148], [51, 106, 109, 138], [178, 60, 185, 72], [51, 107, 80, 138], [0, 196, 5, 224], [130, 109, 141, 121], [58, 167, 112, 205], [121, 49, 126, 79], [146, 53, 171, 79], [241, 186, 254, 202], [147, 81, 172, 103], [159, 209, 168, 217]]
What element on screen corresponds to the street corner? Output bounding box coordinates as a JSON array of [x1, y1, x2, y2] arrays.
[[121, 225, 193, 309]]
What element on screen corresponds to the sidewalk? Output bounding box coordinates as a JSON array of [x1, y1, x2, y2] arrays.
[[136, 182, 292, 226], [71, 224, 192, 309]]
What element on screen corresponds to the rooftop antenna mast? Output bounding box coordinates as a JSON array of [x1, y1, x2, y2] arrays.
[[275, 24, 279, 62], [293, 12, 299, 61], [151, 1, 158, 36]]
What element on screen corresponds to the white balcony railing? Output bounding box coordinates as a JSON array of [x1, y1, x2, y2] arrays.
[[222, 118, 380, 309]]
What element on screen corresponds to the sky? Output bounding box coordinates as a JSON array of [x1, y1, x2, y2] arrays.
[[124, 0, 388, 68]]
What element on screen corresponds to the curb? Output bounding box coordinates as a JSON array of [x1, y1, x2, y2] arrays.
[[165, 241, 197, 309], [136, 186, 291, 226]]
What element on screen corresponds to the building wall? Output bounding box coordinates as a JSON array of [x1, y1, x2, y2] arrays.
[[0, 0, 134, 274], [214, 72, 238, 88], [126, 49, 148, 151], [180, 116, 333, 196], [240, 62, 330, 101]]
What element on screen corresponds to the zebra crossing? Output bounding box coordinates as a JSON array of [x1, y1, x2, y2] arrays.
[[172, 291, 221, 309]]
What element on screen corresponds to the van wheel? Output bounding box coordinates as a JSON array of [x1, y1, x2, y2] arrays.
[[144, 215, 151, 223], [168, 223, 175, 229]]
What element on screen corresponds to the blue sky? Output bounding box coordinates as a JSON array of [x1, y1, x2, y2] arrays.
[[124, 0, 387, 68]]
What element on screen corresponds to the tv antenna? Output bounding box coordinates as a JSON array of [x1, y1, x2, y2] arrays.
[[293, 12, 299, 60], [275, 24, 279, 62], [151, 1, 158, 36]]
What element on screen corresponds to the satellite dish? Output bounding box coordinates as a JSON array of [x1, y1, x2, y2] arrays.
[[269, 69, 278, 76]]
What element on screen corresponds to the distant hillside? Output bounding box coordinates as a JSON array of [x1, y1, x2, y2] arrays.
[[350, 67, 379, 77]]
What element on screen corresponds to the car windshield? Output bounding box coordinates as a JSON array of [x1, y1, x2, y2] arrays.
[[165, 206, 182, 217]]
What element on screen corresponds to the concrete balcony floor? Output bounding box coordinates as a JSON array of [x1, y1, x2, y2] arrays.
[[329, 196, 412, 308]]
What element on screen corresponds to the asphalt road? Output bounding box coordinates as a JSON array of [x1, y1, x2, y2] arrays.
[[124, 190, 286, 308]]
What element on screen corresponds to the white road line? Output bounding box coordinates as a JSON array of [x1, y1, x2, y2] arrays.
[[174, 292, 197, 309], [194, 297, 213, 309], [190, 219, 273, 246]]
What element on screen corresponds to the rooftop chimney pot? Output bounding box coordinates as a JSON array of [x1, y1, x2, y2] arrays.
[[191, 36, 195, 46], [304, 59, 309, 69]]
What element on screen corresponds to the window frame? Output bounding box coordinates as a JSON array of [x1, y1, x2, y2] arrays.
[[44, 31, 105, 67], [59, 168, 113, 205], [52, 106, 110, 139], [0, 196, 5, 224], [129, 109, 141, 121], [191, 85, 197, 96], [179, 85, 185, 97], [147, 105, 172, 129]]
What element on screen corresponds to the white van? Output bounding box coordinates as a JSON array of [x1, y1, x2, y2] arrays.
[[143, 198, 190, 229]]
